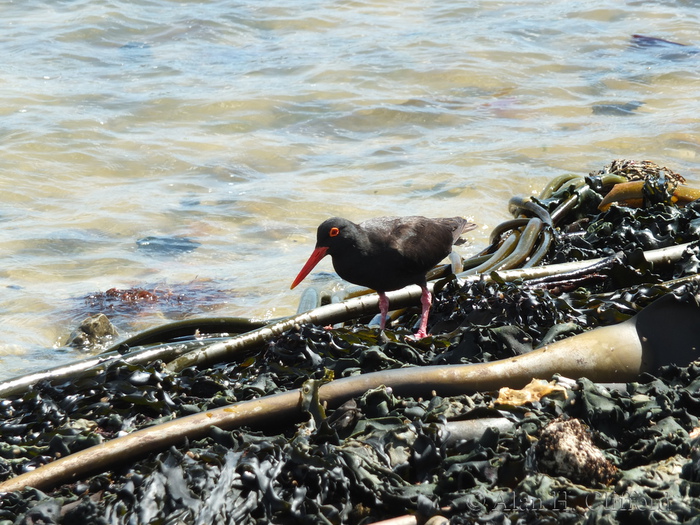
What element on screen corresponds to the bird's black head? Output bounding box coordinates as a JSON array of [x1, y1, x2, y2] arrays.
[[291, 217, 361, 290], [315, 217, 359, 252]]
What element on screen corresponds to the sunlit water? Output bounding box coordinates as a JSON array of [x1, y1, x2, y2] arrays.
[[0, 0, 699, 379]]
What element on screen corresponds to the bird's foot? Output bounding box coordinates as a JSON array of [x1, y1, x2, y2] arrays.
[[410, 329, 429, 340]]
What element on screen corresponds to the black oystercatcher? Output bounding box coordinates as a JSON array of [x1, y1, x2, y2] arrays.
[[291, 216, 477, 338]]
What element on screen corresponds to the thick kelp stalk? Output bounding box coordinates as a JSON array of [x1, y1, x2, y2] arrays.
[[3, 161, 700, 524]]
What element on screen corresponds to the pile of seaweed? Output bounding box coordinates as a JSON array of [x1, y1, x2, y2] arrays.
[[2, 161, 700, 524]]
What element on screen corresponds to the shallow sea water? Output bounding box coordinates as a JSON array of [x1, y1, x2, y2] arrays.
[[0, 0, 699, 379]]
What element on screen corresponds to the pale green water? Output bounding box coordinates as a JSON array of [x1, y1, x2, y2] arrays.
[[0, 0, 699, 379]]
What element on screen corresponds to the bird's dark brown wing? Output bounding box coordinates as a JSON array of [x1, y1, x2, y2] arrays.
[[362, 217, 453, 268], [349, 216, 476, 290], [395, 219, 456, 266]]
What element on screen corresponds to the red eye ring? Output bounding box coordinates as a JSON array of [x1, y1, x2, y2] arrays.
[[329, 227, 340, 237]]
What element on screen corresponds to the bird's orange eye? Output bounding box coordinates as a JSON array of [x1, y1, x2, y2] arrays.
[[329, 227, 340, 237]]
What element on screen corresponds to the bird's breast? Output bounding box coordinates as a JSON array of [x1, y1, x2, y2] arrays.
[[330, 248, 426, 292]]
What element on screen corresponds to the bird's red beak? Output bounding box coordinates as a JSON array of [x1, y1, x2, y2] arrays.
[[290, 246, 329, 289]]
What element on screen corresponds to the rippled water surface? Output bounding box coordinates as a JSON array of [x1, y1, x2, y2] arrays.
[[1, 0, 699, 379]]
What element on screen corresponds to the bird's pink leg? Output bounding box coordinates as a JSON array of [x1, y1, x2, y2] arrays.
[[378, 292, 389, 331], [414, 286, 432, 339]]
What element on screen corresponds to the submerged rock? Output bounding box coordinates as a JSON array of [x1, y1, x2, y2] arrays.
[[136, 236, 201, 256], [66, 313, 118, 350]]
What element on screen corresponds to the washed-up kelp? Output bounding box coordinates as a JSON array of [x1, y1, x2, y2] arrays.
[[3, 160, 700, 524]]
